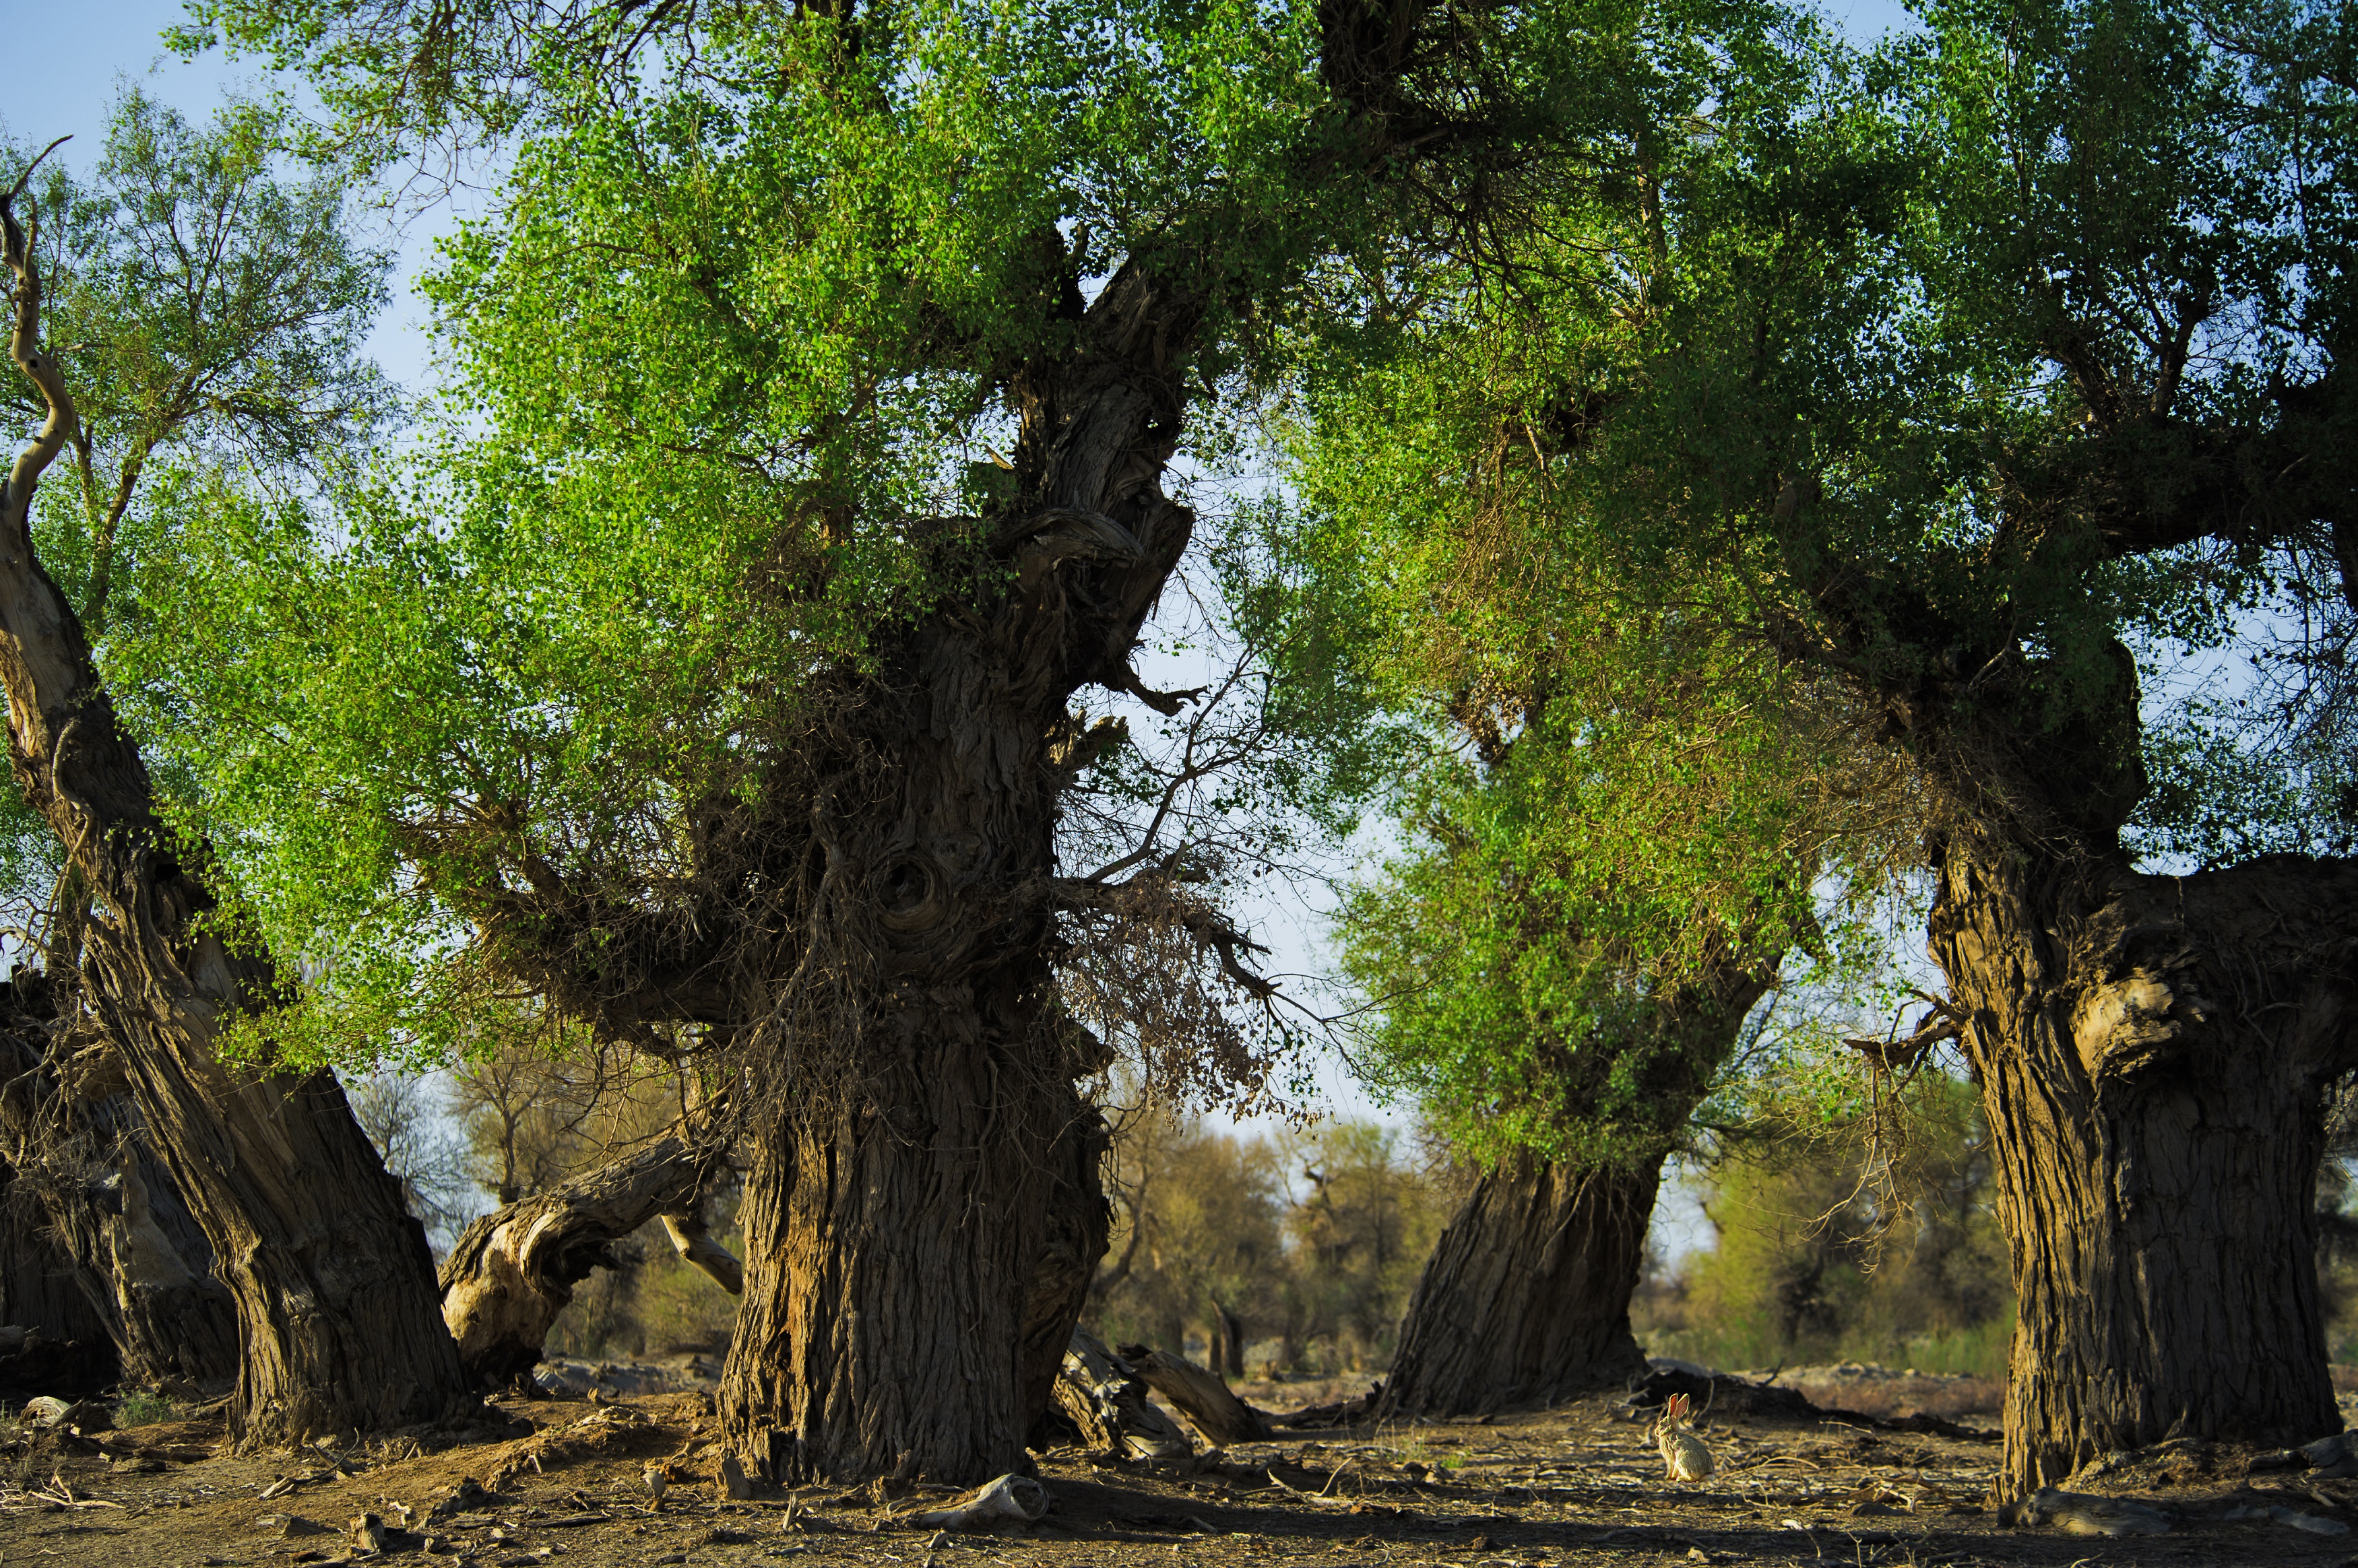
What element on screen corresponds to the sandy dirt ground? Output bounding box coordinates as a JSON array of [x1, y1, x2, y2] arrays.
[[5, 1387, 2357, 1568]]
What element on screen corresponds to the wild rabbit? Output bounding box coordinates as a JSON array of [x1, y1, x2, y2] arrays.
[[1653, 1392, 1715, 1482]]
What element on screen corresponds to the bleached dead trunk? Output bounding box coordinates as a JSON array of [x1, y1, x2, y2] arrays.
[[439, 1133, 740, 1385]]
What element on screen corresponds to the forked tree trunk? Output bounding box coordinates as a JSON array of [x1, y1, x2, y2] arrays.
[[79, 980, 470, 1443], [1379, 1155, 1655, 1418], [1931, 837, 2358, 1497], [4, 185, 470, 1444]]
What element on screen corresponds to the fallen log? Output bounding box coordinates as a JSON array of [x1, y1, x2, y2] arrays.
[[1052, 1327, 1192, 1459], [1117, 1342, 1272, 1445], [1622, 1367, 1998, 1441]]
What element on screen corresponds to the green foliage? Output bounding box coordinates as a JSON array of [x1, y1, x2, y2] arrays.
[[1293, 0, 2358, 859], [1335, 693, 1882, 1169], [0, 89, 393, 956], [1285, 0, 2358, 1197], [1258, 1, 1929, 1173], [110, 1388, 179, 1427], [123, 0, 1453, 1068], [130, 0, 2358, 1129]]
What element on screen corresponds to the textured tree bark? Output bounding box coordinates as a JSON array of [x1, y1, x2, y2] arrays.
[[1379, 1154, 1657, 1418], [1052, 1325, 1193, 1458], [1019, 1090, 1110, 1441], [1931, 838, 2358, 1497], [1207, 1301, 1245, 1380], [439, 1133, 739, 1386], [701, 263, 1203, 1484], [4, 176, 470, 1445], [718, 985, 1090, 1482]]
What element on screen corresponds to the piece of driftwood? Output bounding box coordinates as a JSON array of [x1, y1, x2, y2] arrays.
[[1053, 1327, 1191, 1459], [1117, 1342, 1271, 1445], [905, 1473, 1049, 1530], [439, 1134, 739, 1384]]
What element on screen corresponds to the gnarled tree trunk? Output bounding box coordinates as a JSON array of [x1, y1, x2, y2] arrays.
[[1933, 839, 2358, 1497], [4, 178, 470, 1445], [1380, 1154, 1656, 1418], [719, 987, 1091, 1482], [701, 263, 1200, 1485]]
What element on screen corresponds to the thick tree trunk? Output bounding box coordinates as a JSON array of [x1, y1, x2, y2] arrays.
[[1378, 1154, 1655, 1419], [721, 1035, 1057, 1482], [1932, 838, 2358, 1497], [1376, 954, 1771, 1420], [4, 189, 470, 1445], [704, 263, 1202, 1485], [459, 257, 1204, 1482], [440, 1133, 739, 1386]]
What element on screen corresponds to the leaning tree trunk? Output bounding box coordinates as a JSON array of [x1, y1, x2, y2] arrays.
[[1932, 835, 2358, 1497], [1379, 1154, 1657, 1418], [3, 185, 470, 1444]]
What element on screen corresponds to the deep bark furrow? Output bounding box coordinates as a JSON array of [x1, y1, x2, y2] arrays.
[[0, 1179, 117, 1394]]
